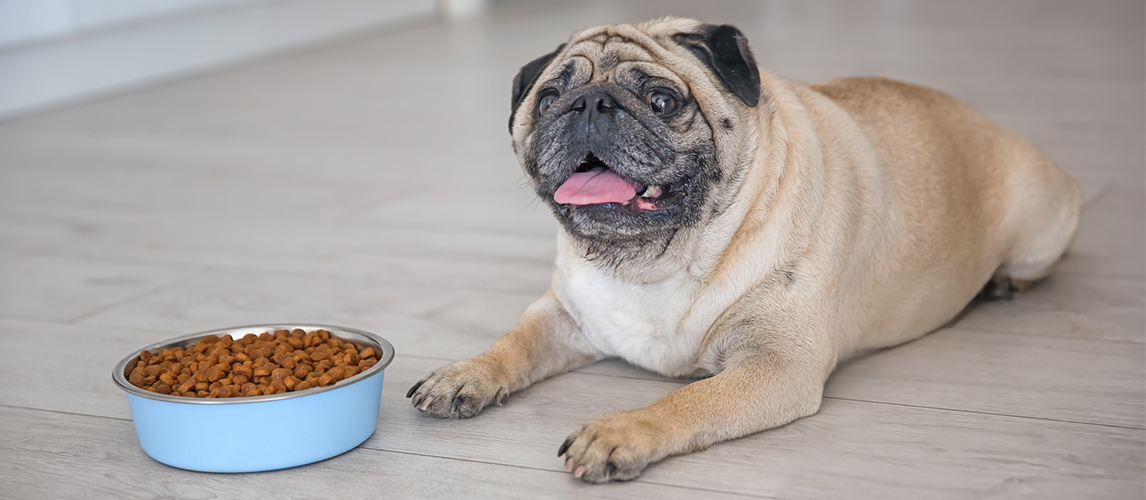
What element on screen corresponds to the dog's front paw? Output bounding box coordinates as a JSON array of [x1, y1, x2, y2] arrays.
[[558, 410, 673, 483], [406, 358, 509, 419]]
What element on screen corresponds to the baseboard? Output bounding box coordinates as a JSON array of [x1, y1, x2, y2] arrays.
[[0, 0, 437, 121]]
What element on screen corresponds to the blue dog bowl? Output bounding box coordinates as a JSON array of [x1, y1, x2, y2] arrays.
[[112, 324, 394, 473]]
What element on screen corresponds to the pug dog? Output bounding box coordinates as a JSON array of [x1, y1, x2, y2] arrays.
[[407, 17, 1082, 483]]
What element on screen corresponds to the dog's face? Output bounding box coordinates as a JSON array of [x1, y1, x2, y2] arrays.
[[508, 18, 763, 268]]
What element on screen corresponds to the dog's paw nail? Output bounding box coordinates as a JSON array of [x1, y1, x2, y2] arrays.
[[450, 395, 463, 414], [574, 465, 586, 479], [420, 396, 434, 411], [406, 380, 425, 398], [565, 457, 574, 471], [558, 438, 571, 457]]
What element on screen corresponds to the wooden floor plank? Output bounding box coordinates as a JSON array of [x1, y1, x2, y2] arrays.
[[826, 328, 1146, 429]]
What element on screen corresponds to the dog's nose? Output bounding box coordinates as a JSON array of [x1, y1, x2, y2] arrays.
[[571, 92, 617, 115], [570, 92, 618, 131]]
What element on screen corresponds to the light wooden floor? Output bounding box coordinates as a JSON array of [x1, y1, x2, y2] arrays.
[[1, 1, 1143, 498]]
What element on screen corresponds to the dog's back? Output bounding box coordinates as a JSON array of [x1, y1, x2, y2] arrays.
[[803, 76, 1081, 352]]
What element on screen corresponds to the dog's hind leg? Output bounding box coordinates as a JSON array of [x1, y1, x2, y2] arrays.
[[992, 150, 1083, 293]]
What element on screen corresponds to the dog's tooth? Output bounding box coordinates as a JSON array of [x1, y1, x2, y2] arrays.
[[641, 185, 663, 198]]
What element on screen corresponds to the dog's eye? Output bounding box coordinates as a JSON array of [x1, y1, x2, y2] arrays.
[[537, 90, 559, 115], [646, 90, 678, 115]]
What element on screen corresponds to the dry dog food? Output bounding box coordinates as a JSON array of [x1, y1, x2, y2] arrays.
[[126, 329, 380, 398]]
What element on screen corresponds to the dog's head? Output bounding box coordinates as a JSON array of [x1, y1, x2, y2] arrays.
[[508, 18, 763, 269]]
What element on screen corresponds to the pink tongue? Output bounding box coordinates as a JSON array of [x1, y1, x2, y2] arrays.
[[553, 167, 637, 205]]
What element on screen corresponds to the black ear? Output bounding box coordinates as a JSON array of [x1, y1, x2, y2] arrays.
[[509, 44, 564, 132], [673, 25, 761, 107]]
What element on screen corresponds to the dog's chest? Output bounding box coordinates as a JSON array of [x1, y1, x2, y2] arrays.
[[555, 264, 704, 377]]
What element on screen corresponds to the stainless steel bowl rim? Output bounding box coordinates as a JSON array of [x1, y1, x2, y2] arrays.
[[112, 324, 395, 405]]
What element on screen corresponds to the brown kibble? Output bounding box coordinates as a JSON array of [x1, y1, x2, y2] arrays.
[[280, 357, 297, 370], [127, 329, 379, 398], [317, 374, 334, 386], [303, 331, 319, 348], [294, 364, 312, 379], [252, 364, 274, 377], [309, 349, 330, 362], [271, 368, 290, 382], [203, 364, 222, 383]]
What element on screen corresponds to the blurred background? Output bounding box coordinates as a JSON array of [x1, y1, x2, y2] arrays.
[[0, 1, 1142, 497]]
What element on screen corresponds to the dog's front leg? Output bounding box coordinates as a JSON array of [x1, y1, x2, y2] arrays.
[[559, 337, 835, 482], [407, 290, 599, 418]]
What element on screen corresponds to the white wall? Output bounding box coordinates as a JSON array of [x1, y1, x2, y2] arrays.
[[0, 0, 438, 120], [0, 0, 267, 48]]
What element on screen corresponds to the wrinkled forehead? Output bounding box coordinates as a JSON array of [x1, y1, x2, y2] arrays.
[[544, 29, 689, 91]]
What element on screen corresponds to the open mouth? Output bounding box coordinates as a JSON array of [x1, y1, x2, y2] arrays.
[[553, 154, 686, 211]]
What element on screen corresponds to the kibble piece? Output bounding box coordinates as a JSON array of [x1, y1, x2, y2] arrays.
[[252, 364, 274, 377], [271, 368, 290, 382], [294, 364, 312, 379], [203, 365, 222, 383]]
